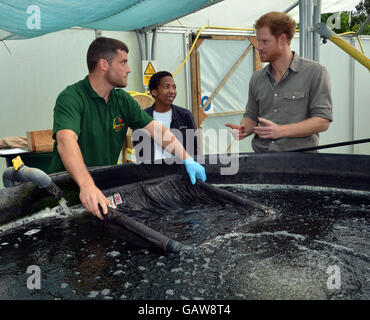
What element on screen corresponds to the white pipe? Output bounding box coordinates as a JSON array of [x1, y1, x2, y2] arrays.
[[306, 0, 313, 60], [284, 1, 299, 13], [349, 38, 355, 154], [144, 31, 150, 60], [136, 30, 144, 61], [313, 0, 321, 61], [151, 29, 158, 60], [299, 0, 306, 57]]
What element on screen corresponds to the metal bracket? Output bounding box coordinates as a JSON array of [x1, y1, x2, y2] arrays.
[[95, 30, 102, 38]]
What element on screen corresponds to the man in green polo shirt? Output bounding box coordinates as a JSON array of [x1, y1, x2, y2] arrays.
[[226, 11, 333, 152], [49, 37, 206, 220]]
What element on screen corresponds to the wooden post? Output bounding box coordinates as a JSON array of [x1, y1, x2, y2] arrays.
[[190, 33, 201, 129], [247, 36, 262, 72]]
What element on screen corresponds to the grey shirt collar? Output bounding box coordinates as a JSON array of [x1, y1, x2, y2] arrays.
[[265, 51, 299, 84], [265, 51, 299, 74]]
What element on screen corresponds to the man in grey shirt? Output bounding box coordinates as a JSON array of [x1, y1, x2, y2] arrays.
[[226, 11, 333, 152]]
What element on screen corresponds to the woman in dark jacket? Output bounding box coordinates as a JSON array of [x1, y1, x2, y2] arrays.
[[133, 71, 198, 163]]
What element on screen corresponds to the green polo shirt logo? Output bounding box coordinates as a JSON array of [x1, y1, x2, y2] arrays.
[[113, 115, 125, 131]]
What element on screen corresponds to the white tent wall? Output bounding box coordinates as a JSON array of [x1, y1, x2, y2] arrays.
[[197, 37, 255, 155], [151, 30, 189, 109], [318, 36, 370, 155], [353, 40, 370, 155], [0, 28, 142, 187], [0, 29, 144, 137], [166, 0, 360, 29]]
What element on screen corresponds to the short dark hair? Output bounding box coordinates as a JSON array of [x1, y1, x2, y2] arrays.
[[87, 37, 129, 72], [254, 12, 296, 44], [149, 71, 173, 93]]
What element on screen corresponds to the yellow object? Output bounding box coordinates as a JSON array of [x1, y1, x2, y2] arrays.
[[128, 91, 152, 97], [12, 156, 24, 171], [143, 61, 157, 86], [357, 37, 365, 55], [316, 23, 369, 70], [144, 61, 156, 74], [126, 148, 134, 155], [338, 32, 366, 55], [330, 34, 370, 70]]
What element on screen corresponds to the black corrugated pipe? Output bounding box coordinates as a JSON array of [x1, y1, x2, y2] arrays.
[[196, 180, 276, 216], [104, 206, 193, 254]]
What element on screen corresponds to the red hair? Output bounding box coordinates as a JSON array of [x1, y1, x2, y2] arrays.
[[255, 12, 296, 44]]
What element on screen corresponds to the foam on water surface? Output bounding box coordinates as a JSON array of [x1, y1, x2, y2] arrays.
[[0, 184, 369, 300]]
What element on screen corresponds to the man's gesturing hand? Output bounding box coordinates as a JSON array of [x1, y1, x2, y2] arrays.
[[225, 123, 248, 141], [253, 117, 282, 140]]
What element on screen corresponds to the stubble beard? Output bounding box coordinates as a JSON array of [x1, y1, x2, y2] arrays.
[[107, 73, 127, 89], [259, 47, 282, 63]]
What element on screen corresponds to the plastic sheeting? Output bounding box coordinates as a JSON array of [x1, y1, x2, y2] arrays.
[[0, 0, 360, 40], [0, 0, 221, 40], [199, 39, 254, 114], [198, 38, 254, 154], [166, 0, 360, 29]]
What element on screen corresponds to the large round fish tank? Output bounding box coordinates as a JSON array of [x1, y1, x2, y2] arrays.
[[0, 152, 369, 300]]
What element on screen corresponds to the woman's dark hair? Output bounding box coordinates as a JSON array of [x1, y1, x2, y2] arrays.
[[149, 71, 173, 93]]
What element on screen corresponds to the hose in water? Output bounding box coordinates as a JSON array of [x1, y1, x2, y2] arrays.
[[104, 207, 193, 254], [197, 180, 276, 216]]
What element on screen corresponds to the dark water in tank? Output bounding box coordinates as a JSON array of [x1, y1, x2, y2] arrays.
[[0, 184, 369, 300]]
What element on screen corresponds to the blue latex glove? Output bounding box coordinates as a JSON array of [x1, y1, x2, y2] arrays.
[[183, 158, 207, 185]]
